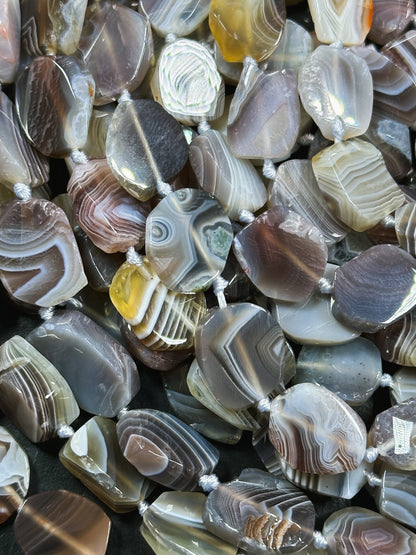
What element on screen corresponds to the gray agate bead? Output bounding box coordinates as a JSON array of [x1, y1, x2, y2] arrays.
[[0, 427, 29, 523]]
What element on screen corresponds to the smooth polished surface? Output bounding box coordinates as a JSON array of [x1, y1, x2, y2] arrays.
[[375, 310, 416, 366], [374, 463, 416, 528], [140, 0, 211, 36], [0, 0, 20, 83], [0, 427, 29, 523], [369, 0, 415, 44]]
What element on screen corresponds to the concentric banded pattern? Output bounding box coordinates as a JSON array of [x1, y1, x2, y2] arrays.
[[203, 480, 315, 553], [110, 260, 206, 351], [0, 199, 87, 307], [152, 39, 224, 125], [117, 409, 219, 491], [312, 138, 405, 231], [333, 244, 416, 333], [0, 427, 29, 523], [268, 383, 367, 474], [141, 0, 211, 36], [369, 0, 414, 44], [195, 303, 295, 410], [189, 129, 267, 220], [0, 336, 79, 443], [375, 465, 416, 528], [395, 201, 416, 256], [323, 507, 416, 555], [308, 0, 373, 45], [146, 189, 233, 293], [209, 0, 286, 63], [68, 159, 150, 253], [375, 310, 416, 366], [0, 0, 20, 83]]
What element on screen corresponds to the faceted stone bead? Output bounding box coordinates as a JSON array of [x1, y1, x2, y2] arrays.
[[233, 204, 328, 302], [0, 91, 49, 190], [269, 383, 368, 474], [106, 99, 189, 201], [187, 358, 262, 432], [110, 259, 206, 350], [189, 129, 267, 219], [323, 506, 416, 555], [373, 463, 416, 528], [209, 0, 286, 63], [142, 491, 237, 555], [79, 3, 153, 105], [0, 199, 87, 307], [0, 336, 80, 443], [59, 416, 154, 513], [382, 30, 416, 81], [195, 303, 295, 410], [375, 310, 416, 366], [299, 44, 373, 141], [369, 0, 414, 44], [369, 398, 416, 470], [332, 244, 416, 333], [151, 38, 224, 125], [26, 310, 140, 418], [269, 160, 348, 244], [203, 478, 315, 553], [307, 0, 373, 45], [279, 456, 372, 500], [0, 0, 20, 83], [146, 188, 233, 293], [293, 338, 383, 405], [391, 367, 416, 404], [0, 427, 29, 523], [163, 364, 242, 444], [227, 63, 300, 160], [83, 109, 111, 160], [351, 46, 416, 127], [140, 0, 210, 36], [117, 409, 219, 490], [395, 201, 416, 257], [68, 159, 150, 253], [20, 0, 87, 56], [312, 139, 405, 232], [272, 263, 359, 346], [121, 321, 193, 371], [14, 489, 111, 555], [15, 55, 95, 157]]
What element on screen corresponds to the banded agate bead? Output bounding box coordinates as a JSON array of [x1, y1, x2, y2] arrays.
[[140, 0, 211, 37], [373, 463, 416, 528], [390, 367, 416, 404], [0, 427, 29, 523], [375, 310, 416, 366], [0, 0, 20, 83], [369, 0, 415, 45]]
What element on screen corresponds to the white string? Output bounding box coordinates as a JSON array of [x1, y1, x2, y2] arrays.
[[39, 307, 55, 320], [243, 56, 258, 68], [379, 374, 395, 388], [380, 214, 395, 228], [165, 33, 177, 43], [197, 120, 211, 134], [365, 472, 382, 487], [56, 424, 74, 438], [118, 89, 132, 103], [138, 501, 149, 516], [126, 247, 143, 266], [298, 133, 315, 146], [13, 183, 32, 201], [262, 159, 276, 180], [157, 180, 172, 197], [199, 474, 220, 492], [70, 149, 89, 165], [312, 530, 328, 550], [257, 398, 271, 413], [239, 209, 255, 224], [364, 446, 379, 463], [213, 276, 228, 309], [118, 408, 129, 420], [317, 277, 334, 295]]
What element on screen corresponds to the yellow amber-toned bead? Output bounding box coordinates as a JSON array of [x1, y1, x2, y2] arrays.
[[209, 0, 286, 63]]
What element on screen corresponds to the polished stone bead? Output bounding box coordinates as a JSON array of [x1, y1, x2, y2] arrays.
[[68, 159, 150, 253], [308, 0, 373, 45], [269, 160, 348, 244], [269, 383, 367, 474], [227, 62, 300, 160], [15, 55, 95, 157], [0, 336, 80, 443], [323, 506, 416, 555], [0, 91, 49, 190], [369, 0, 414, 44], [26, 310, 140, 418], [106, 99, 188, 201], [203, 477, 315, 553], [312, 139, 405, 232], [369, 398, 416, 470], [195, 303, 295, 410], [141, 491, 237, 555], [209, 0, 286, 63], [375, 310, 416, 366], [80, 3, 153, 105], [59, 416, 154, 513], [0, 0, 20, 83], [233, 204, 328, 302], [140, 0, 211, 36], [272, 264, 359, 346], [117, 409, 219, 490], [83, 109, 111, 159], [299, 44, 373, 141], [110, 259, 206, 350], [395, 201, 416, 257], [382, 30, 416, 80], [391, 367, 416, 404], [189, 129, 267, 219], [0, 199, 87, 307], [351, 45, 416, 127], [14, 489, 111, 555], [332, 244, 416, 333], [163, 364, 242, 444], [152, 38, 224, 125], [0, 427, 29, 523], [373, 463, 416, 528], [293, 338, 382, 405], [187, 358, 262, 432], [146, 188, 233, 293]]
